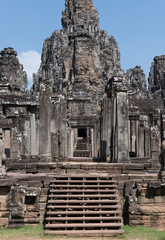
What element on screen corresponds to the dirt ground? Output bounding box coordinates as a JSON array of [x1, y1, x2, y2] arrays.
[[1, 239, 108, 240], [2, 238, 141, 240], [0, 238, 120, 240], [0, 238, 116, 240]]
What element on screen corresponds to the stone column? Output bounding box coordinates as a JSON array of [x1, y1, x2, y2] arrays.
[[116, 90, 129, 162], [10, 127, 21, 160], [101, 97, 113, 161], [0, 130, 5, 176], [107, 76, 129, 163], [131, 120, 136, 154], [138, 124, 145, 158], [4, 129, 10, 158], [30, 113, 37, 155], [39, 80, 52, 157], [151, 125, 160, 168]]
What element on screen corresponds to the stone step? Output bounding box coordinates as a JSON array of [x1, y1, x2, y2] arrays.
[[73, 151, 90, 154], [51, 174, 115, 178], [76, 147, 88, 150], [48, 194, 119, 199], [44, 175, 123, 237], [45, 222, 123, 228], [47, 199, 119, 204], [9, 218, 39, 224], [46, 216, 123, 222], [73, 150, 90, 158], [46, 210, 122, 216], [67, 157, 94, 162], [50, 179, 116, 183], [47, 205, 121, 210], [8, 222, 39, 228], [49, 189, 117, 193], [49, 184, 117, 188], [76, 143, 88, 150], [44, 229, 124, 236], [8, 224, 26, 229]]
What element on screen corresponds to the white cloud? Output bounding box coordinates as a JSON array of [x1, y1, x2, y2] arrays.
[[18, 50, 41, 89]]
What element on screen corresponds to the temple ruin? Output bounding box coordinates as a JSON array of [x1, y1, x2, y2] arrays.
[[0, 0, 165, 236]]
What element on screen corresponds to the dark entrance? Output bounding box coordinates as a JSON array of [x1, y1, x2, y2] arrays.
[[73, 127, 91, 158], [78, 128, 87, 140]]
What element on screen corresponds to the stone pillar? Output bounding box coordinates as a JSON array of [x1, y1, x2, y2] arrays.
[[116, 89, 129, 162], [0, 133, 3, 175], [39, 80, 52, 157], [145, 123, 151, 158], [4, 129, 10, 158], [30, 113, 38, 155], [138, 124, 145, 158], [113, 96, 118, 161], [101, 98, 113, 161], [107, 76, 129, 163], [151, 125, 161, 168], [91, 128, 94, 158], [51, 98, 67, 160], [0, 129, 5, 177], [67, 128, 74, 158], [160, 114, 165, 172], [10, 127, 21, 160], [131, 120, 136, 154], [22, 119, 31, 156]]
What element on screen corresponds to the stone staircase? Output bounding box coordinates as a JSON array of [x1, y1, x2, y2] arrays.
[[73, 150, 90, 157], [73, 140, 91, 157], [44, 175, 124, 236]]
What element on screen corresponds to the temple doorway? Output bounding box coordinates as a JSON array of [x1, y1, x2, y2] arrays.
[[73, 127, 93, 158]]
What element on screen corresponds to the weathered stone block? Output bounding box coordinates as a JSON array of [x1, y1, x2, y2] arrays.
[[11, 207, 25, 219], [26, 204, 39, 212], [0, 217, 8, 226]]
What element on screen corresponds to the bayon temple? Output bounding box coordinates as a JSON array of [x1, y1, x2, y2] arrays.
[[0, 0, 165, 236]]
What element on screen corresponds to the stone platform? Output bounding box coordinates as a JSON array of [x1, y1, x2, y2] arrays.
[[0, 161, 164, 232], [6, 160, 146, 175]]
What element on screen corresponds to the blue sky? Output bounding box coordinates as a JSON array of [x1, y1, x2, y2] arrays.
[[0, 0, 165, 88]]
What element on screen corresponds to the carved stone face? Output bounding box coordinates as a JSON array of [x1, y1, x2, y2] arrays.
[[0, 72, 8, 81]]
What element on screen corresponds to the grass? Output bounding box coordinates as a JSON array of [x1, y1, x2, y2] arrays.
[[114, 225, 165, 240], [0, 225, 52, 240], [0, 225, 164, 240]]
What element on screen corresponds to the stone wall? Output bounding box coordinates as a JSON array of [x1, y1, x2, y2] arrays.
[[0, 175, 52, 227], [128, 180, 165, 231]]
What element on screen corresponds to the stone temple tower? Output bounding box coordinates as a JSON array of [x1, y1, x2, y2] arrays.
[[33, 0, 129, 162], [0, 0, 165, 234], [62, 0, 99, 30]]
